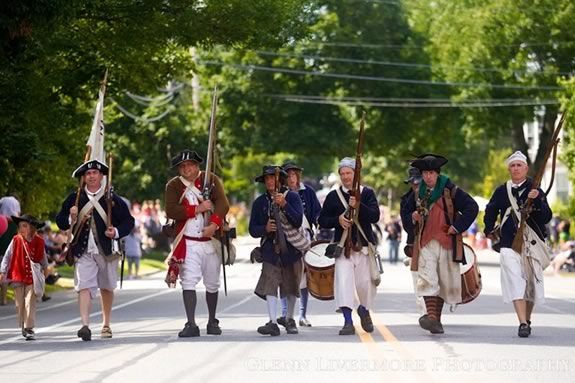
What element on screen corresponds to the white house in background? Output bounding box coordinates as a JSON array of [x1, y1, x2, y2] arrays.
[[523, 112, 572, 205]]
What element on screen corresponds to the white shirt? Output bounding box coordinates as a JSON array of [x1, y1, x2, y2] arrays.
[[85, 186, 103, 254], [183, 187, 205, 237]]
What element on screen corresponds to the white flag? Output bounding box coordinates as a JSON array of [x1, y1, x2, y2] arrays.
[[87, 83, 106, 163]]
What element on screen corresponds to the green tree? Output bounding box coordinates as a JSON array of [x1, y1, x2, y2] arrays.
[[409, 0, 575, 173], [0, 0, 310, 215]]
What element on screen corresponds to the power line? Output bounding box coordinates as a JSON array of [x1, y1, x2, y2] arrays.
[[254, 50, 573, 76], [304, 40, 575, 50], [109, 97, 174, 123], [264, 94, 558, 103], [199, 60, 563, 90], [270, 95, 559, 108]]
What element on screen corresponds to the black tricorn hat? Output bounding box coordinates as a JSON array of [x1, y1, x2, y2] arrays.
[[255, 165, 288, 183], [411, 153, 448, 172], [404, 166, 423, 184], [282, 160, 303, 172], [170, 150, 204, 169], [71, 159, 109, 178], [11, 214, 44, 229]]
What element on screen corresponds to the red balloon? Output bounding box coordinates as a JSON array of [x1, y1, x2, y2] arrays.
[[0, 215, 7, 237]]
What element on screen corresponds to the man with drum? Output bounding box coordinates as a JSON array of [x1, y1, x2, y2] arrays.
[[318, 157, 380, 336], [277, 161, 322, 328], [484, 151, 552, 338], [250, 165, 306, 336], [409, 154, 478, 335]]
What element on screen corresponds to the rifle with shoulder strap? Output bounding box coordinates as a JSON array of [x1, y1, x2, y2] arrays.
[[272, 167, 289, 258], [62, 145, 92, 266], [343, 111, 366, 258], [512, 113, 566, 254], [410, 187, 431, 271]]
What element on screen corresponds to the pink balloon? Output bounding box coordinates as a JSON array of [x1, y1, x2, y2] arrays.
[[0, 215, 7, 237]]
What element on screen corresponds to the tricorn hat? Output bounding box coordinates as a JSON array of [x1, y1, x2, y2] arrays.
[[255, 165, 288, 183], [170, 150, 204, 169], [71, 159, 109, 178], [403, 166, 422, 184], [411, 153, 448, 172], [11, 214, 44, 229], [282, 160, 303, 172]]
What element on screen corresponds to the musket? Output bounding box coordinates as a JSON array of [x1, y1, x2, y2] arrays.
[[106, 153, 124, 287], [272, 167, 289, 258], [410, 187, 432, 271], [512, 113, 566, 254], [343, 111, 366, 258], [62, 145, 92, 266], [202, 86, 228, 295], [202, 85, 218, 206]]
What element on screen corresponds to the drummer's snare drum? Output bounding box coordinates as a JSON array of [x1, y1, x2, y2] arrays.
[[460, 244, 482, 304], [304, 240, 335, 300]]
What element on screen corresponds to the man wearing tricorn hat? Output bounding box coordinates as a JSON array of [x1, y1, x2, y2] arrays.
[[56, 159, 134, 341], [408, 154, 478, 334], [484, 151, 552, 338], [318, 157, 380, 336], [164, 149, 229, 338], [276, 160, 322, 328], [400, 166, 426, 317], [250, 165, 305, 336]]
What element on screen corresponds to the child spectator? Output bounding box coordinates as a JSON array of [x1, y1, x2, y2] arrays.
[[0, 215, 48, 340]]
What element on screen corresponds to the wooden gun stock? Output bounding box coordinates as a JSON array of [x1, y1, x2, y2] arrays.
[[272, 167, 288, 257]]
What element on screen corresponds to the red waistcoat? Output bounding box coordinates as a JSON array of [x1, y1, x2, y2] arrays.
[[7, 234, 45, 285]]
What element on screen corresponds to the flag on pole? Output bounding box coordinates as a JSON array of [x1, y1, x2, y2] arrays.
[[71, 70, 109, 179], [87, 70, 108, 164]]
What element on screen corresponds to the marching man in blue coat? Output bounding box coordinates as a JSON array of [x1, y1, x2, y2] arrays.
[[318, 157, 380, 336], [250, 165, 307, 336], [484, 151, 552, 338], [56, 159, 134, 341]]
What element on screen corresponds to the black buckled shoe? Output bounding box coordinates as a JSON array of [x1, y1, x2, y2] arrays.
[[358, 310, 374, 333], [419, 315, 444, 334], [527, 320, 532, 335], [207, 319, 222, 335], [24, 328, 35, 341], [77, 325, 92, 341], [285, 318, 298, 334], [257, 321, 281, 336], [339, 324, 356, 336], [178, 322, 200, 338], [518, 323, 530, 338], [276, 316, 288, 328]]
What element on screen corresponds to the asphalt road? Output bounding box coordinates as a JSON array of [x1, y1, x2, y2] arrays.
[[1, 237, 574, 383]]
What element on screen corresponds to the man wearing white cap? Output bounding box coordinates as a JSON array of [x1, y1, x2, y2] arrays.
[[318, 157, 380, 335], [484, 151, 552, 338]]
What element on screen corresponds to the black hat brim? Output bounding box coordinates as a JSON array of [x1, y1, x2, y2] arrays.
[[11, 215, 44, 229], [171, 151, 204, 169], [255, 168, 288, 183], [282, 163, 304, 172], [72, 160, 109, 178], [411, 154, 448, 171]]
